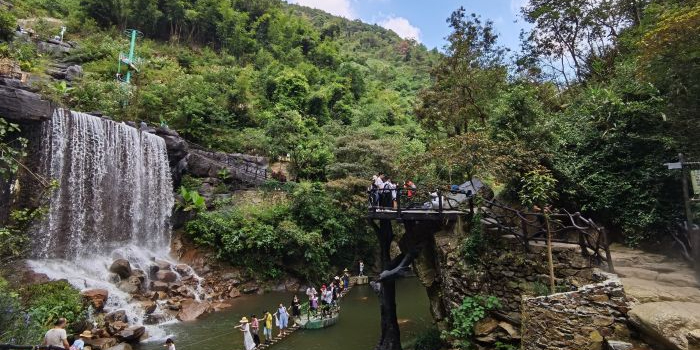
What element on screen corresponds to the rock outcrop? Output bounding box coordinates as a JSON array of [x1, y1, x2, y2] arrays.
[[0, 77, 53, 122], [177, 300, 211, 321]]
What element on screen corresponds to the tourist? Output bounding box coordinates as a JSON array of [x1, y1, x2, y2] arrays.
[[235, 317, 255, 350], [310, 293, 319, 315], [306, 285, 317, 301], [277, 303, 289, 336], [342, 268, 350, 290], [42, 318, 70, 350], [359, 260, 365, 277], [404, 180, 416, 199], [385, 180, 398, 209], [163, 338, 175, 350], [70, 330, 92, 350], [262, 310, 273, 343], [291, 295, 301, 324], [250, 314, 261, 346], [374, 173, 385, 205]]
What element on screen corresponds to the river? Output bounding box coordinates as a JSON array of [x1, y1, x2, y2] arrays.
[[137, 278, 431, 350]]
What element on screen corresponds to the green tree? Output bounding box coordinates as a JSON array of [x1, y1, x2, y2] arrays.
[[519, 167, 558, 294], [416, 8, 507, 136]]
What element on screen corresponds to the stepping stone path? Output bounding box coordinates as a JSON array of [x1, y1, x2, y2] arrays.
[[253, 279, 358, 350]]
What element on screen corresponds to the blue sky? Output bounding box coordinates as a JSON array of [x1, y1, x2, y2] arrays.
[[287, 0, 530, 51]]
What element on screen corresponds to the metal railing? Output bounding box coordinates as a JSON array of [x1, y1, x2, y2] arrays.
[[367, 186, 475, 216], [0, 345, 66, 350]]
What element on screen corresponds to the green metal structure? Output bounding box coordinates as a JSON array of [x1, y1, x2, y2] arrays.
[[117, 29, 142, 84]]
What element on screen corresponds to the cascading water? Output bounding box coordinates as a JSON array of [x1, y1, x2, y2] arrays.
[[26, 110, 197, 340]]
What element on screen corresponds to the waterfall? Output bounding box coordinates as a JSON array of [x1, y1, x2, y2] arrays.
[[34, 109, 174, 258], [26, 110, 185, 340]]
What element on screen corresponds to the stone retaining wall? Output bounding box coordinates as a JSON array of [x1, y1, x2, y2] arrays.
[[521, 271, 632, 350]]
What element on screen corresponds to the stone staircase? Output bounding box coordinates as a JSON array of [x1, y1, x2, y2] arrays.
[[611, 244, 700, 350]]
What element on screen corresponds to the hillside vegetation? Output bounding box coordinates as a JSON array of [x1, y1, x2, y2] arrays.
[[1, 0, 698, 276]]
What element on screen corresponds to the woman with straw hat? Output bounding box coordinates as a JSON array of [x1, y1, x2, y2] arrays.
[[70, 330, 93, 350], [234, 317, 255, 350]]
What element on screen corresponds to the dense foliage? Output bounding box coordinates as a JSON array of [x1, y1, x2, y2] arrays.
[[446, 295, 501, 349], [0, 278, 87, 344], [186, 179, 374, 282]]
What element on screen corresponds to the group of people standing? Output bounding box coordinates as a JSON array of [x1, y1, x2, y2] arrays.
[[235, 301, 295, 350], [235, 267, 358, 350], [304, 268, 352, 318], [370, 173, 416, 209]]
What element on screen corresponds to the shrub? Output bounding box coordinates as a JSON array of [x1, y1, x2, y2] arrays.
[[413, 328, 443, 350], [22, 280, 87, 328], [446, 295, 501, 349], [0, 11, 16, 42]]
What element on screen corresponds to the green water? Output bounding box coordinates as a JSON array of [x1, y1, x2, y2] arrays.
[[138, 278, 431, 350]]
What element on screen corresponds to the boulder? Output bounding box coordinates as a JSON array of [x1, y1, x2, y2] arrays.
[[141, 300, 157, 314], [177, 300, 211, 321], [144, 313, 167, 325], [229, 287, 241, 299], [104, 310, 128, 324], [109, 259, 132, 279], [242, 284, 259, 294], [155, 260, 171, 271], [81, 289, 108, 311], [130, 269, 146, 284], [149, 281, 169, 292], [107, 320, 128, 335], [629, 301, 700, 350], [105, 343, 133, 350], [474, 318, 499, 336], [117, 276, 142, 294], [156, 270, 178, 283], [174, 264, 190, 276], [64, 65, 83, 81], [84, 338, 118, 350], [117, 326, 146, 342], [37, 41, 72, 57], [0, 79, 53, 122]]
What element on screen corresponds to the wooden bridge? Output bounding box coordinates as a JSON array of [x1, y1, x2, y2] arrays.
[[366, 186, 613, 271]]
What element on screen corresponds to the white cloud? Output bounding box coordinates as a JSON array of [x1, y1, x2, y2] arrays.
[[378, 16, 422, 42], [288, 0, 356, 19], [510, 0, 528, 14]]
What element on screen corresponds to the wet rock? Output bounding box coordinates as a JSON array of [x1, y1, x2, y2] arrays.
[[130, 269, 146, 284], [242, 284, 259, 294], [144, 313, 167, 325], [107, 273, 120, 284], [150, 281, 169, 292], [604, 340, 634, 350], [117, 326, 146, 342], [155, 291, 168, 300], [177, 300, 211, 321], [85, 337, 117, 350], [174, 264, 190, 276], [109, 259, 132, 279], [229, 287, 241, 299], [156, 270, 178, 283], [211, 302, 233, 311], [81, 289, 108, 311], [105, 343, 133, 350], [141, 301, 157, 314], [104, 310, 128, 324], [117, 276, 142, 294], [107, 320, 128, 335], [155, 260, 171, 271]]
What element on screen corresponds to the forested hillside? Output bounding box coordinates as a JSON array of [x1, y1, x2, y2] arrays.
[[1, 0, 698, 273], [2, 0, 436, 181]]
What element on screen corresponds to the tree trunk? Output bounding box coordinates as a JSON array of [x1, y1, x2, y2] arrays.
[[375, 219, 402, 350], [545, 215, 555, 294]]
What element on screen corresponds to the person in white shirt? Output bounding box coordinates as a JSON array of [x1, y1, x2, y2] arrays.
[[373, 173, 385, 205], [42, 318, 70, 350]]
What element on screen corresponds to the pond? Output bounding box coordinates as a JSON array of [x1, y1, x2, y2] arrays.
[[137, 278, 431, 350]]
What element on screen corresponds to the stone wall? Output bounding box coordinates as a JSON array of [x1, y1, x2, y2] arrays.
[[521, 271, 632, 350], [411, 218, 607, 348]]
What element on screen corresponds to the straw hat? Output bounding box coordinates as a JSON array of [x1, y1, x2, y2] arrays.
[[343, 268, 349, 272], [239, 317, 249, 323], [79, 330, 93, 338], [334, 276, 340, 280]]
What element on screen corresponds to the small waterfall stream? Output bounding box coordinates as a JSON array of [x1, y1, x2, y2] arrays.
[[26, 110, 195, 341]]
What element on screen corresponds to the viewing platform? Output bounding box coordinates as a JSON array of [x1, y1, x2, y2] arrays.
[[366, 185, 477, 221]]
